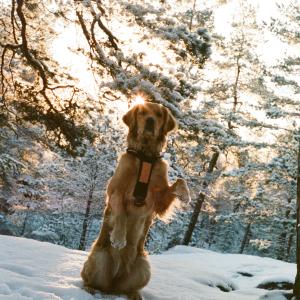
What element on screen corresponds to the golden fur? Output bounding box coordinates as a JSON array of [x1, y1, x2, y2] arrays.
[[81, 102, 190, 300]]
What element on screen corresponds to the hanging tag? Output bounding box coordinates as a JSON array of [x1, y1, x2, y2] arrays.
[[133, 161, 154, 206], [139, 162, 152, 183]]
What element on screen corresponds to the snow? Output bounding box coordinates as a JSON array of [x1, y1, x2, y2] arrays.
[[0, 235, 296, 300]]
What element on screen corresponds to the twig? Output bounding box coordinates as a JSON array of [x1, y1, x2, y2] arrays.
[[89, 5, 118, 50], [77, 9, 114, 74], [11, 0, 18, 43], [76, 10, 92, 45], [189, 0, 197, 31], [96, 0, 106, 16], [8, 50, 17, 91], [48, 84, 75, 90], [0, 42, 21, 50], [102, 90, 120, 101]]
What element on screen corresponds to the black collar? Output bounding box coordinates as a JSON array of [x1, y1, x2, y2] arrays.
[[126, 148, 163, 163]]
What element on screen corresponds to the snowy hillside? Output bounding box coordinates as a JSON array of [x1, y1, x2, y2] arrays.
[[0, 235, 296, 300]]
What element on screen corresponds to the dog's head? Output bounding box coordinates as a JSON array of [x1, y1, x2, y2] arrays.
[[123, 102, 176, 138], [123, 102, 177, 153]]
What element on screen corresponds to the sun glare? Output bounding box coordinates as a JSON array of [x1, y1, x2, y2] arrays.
[[131, 95, 145, 107]]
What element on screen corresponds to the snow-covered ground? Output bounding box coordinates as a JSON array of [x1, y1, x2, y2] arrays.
[[0, 235, 296, 300]]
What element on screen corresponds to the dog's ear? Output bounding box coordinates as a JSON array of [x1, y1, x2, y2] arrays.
[[123, 105, 139, 131], [162, 107, 177, 134]]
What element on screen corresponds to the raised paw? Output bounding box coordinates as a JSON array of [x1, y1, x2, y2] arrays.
[[110, 230, 127, 249], [173, 178, 191, 204]]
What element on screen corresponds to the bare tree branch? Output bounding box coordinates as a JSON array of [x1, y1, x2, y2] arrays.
[[11, 0, 18, 43], [89, 3, 119, 50], [16, 0, 48, 91]]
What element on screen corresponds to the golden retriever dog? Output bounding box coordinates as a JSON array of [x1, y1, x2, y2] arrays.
[[81, 101, 190, 300]]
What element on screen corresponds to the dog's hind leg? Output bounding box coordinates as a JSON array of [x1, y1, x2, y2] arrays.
[[137, 215, 153, 256], [113, 256, 151, 298], [127, 291, 143, 300], [81, 249, 113, 293]]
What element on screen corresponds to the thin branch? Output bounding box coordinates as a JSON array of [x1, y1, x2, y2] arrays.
[[189, 0, 197, 31], [102, 90, 120, 101], [48, 84, 75, 90], [16, 0, 48, 90], [1, 47, 8, 98], [15, 0, 58, 112], [90, 18, 108, 68], [11, 0, 18, 43], [76, 10, 92, 45], [77, 9, 116, 77], [0, 42, 21, 50], [89, 5, 119, 50], [8, 50, 17, 90], [96, 0, 106, 16]]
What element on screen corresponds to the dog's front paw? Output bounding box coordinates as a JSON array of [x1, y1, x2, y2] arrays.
[[173, 178, 191, 204], [110, 230, 127, 249]]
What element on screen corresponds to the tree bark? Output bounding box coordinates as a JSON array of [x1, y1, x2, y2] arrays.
[[182, 151, 219, 245], [276, 199, 291, 261], [78, 186, 94, 250], [206, 217, 217, 247], [228, 56, 241, 129], [294, 139, 300, 297], [20, 210, 29, 236], [239, 222, 251, 254], [286, 233, 294, 261]]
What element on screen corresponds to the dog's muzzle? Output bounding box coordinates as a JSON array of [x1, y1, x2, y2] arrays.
[[144, 117, 155, 133]]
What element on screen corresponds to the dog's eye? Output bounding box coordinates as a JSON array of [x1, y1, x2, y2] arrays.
[[139, 110, 147, 116], [156, 112, 163, 118]]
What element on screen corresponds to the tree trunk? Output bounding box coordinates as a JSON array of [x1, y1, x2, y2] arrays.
[[277, 201, 291, 261], [286, 233, 294, 261], [207, 217, 217, 247], [228, 56, 241, 129], [20, 209, 29, 236], [239, 222, 251, 254], [182, 151, 219, 245], [293, 139, 300, 297], [78, 186, 94, 250]]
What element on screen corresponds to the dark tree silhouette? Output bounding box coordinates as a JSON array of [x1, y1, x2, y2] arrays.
[[182, 151, 219, 245], [294, 137, 300, 297]]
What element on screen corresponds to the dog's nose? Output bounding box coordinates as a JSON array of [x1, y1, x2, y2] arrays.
[[145, 117, 155, 131]]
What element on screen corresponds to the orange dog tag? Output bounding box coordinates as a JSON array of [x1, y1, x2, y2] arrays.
[[139, 162, 152, 183]]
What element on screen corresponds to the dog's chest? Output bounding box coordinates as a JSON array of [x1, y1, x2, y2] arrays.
[[125, 167, 164, 215]]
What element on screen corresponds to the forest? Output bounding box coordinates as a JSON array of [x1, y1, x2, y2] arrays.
[[0, 0, 300, 297]]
